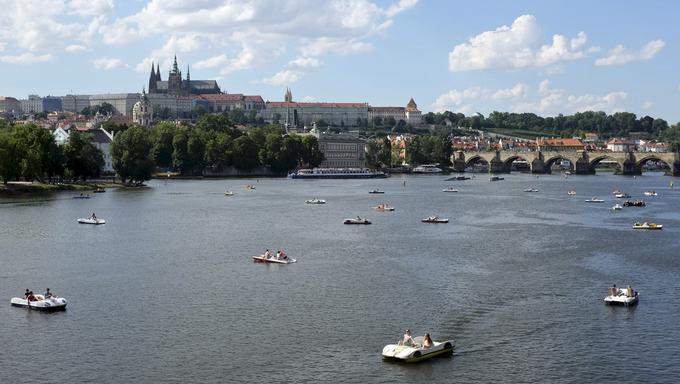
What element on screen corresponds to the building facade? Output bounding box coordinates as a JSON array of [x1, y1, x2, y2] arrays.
[[194, 94, 265, 113], [148, 57, 220, 96], [313, 129, 366, 168], [0, 96, 20, 114], [536, 138, 586, 151], [61, 94, 91, 113], [19, 95, 62, 114]]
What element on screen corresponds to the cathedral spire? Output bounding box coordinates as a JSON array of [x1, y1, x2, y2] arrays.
[[172, 55, 179, 74], [186, 65, 190, 81], [148, 61, 156, 93], [156, 63, 161, 81]]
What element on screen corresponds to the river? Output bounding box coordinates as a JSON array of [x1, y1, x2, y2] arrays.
[[1, 173, 679, 383]]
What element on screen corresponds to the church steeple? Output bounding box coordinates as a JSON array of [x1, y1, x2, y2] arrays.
[[284, 87, 293, 102], [156, 63, 161, 81], [186, 65, 190, 81], [172, 55, 179, 74], [148, 61, 156, 93]]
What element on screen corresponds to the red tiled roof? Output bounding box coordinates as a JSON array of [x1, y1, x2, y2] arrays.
[[244, 95, 264, 103], [266, 101, 368, 108], [369, 107, 405, 112], [537, 138, 585, 147]]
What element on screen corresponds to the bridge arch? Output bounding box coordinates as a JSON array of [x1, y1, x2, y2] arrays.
[[545, 156, 574, 172], [590, 155, 623, 171], [636, 155, 671, 172]]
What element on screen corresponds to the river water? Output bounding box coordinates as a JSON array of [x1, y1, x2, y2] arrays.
[[1, 173, 679, 383]]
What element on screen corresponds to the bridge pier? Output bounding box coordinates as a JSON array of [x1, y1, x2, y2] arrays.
[[672, 160, 680, 176], [489, 159, 510, 173], [622, 159, 641, 175], [452, 152, 467, 173], [575, 158, 595, 175]]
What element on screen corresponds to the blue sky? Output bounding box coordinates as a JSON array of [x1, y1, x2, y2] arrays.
[[1, 0, 678, 123]]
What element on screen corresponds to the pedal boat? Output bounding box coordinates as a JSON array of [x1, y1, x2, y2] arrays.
[[604, 286, 639, 306], [344, 218, 371, 225], [11, 295, 67, 311], [77, 218, 106, 225], [421, 216, 449, 223], [252, 255, 296, 264], [382, 336, 454, 363]]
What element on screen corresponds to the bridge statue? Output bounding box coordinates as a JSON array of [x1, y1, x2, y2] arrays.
[[452, 150, 680, 176]]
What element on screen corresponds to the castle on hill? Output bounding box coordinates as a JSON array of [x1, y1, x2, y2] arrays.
[[148, 56, 221, 97]]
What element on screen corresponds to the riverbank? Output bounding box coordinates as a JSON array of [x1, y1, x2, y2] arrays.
[[0, 181, 120, 195]]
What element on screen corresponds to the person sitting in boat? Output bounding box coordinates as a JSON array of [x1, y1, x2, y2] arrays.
[[264, 249, 271, 259], [23, 289, 30, 299], [626, 285, 635, 297], [275, 250, 281, 260], [610, 284, 618, 296], [90, 212, 97, 220], [402, 329, 415, 346], [44, 288, 53, 298], [422, 333, 433, 349], [26, 291, 36, 302], [279, 250, 287, 260], [356, 216, 362, 221]]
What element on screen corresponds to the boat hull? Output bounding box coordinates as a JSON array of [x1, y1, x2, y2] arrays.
[[78, 218, 106, 225], [10, 297, 67, 311], [382, 340, 454, 363], [252, 255, 296, 264], [344, 219, 371, 225]]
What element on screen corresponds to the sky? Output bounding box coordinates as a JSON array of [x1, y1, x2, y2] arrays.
[[1, 0, 678, 123]]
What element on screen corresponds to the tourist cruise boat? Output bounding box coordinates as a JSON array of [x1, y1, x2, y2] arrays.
[[288, 168, 386, 179], [412, 164, 443, 174], [632, 222, 662, 230]]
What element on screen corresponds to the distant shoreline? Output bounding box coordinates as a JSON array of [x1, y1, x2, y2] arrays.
[[0, 181, 120, 195]]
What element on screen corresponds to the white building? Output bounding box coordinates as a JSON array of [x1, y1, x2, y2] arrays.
[[52, 127, 115, 173]]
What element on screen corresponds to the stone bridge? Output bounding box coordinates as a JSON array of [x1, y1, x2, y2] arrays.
[[452, 150, 680, 176]]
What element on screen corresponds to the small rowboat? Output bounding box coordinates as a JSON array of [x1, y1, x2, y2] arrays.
[[344, 218, 371, 225], [77, 218, 106, 225], [305, 198, 326, 204], [421, 216, 449, 223], [374, 204, 395, 211], [252, 255, 296, 264]]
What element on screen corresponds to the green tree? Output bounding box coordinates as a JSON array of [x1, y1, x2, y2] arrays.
[[205, 133, 233, 169], [172, 129, 189, 174], [0, 130, 21, 184], [187, 131, 206, 175], [63, 131, 104, 181], [152, 122, 177, 168], [231, 135, 260, 170], [110, 125, 155, 184], [300, 135, 324, 168]]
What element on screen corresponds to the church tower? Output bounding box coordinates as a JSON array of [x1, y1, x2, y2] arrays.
[[284, 87, 293, 102], [133, 89, 153, 128], [167, 55, 183, 96], [156, 63, 161, 81], [148, 62, 157, 93]]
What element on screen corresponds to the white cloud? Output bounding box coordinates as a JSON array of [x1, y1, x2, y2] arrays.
[[301, 38, 373, 57], [302, 96, 317, 102], [93, 57, 128, 70], [0, 52, 54, 64], [67, 0, 113, 17], [262, 69, 301, 86], [432, 80, 627, 116], [384, 0, 418, 18], [594, 39, 665, 66], [287, 57, 321, 70], [642, 101, 653, 110], [193, 54, 230, 70], [448, 14, 591, 72], [64, 44, 87, 53]]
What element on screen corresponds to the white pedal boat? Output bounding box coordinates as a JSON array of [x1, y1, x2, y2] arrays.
[[374, 204, 395, 211], [382, 336, 454, 363], [305, 198, 326, 204], [252, 255, 296, 264], [11, 295, 67, 311], [77, 218, 106, 225], [585, 198, 604, 203], [612, 204, 622, 211], [224, 190, 234, 196], [604, 286, 638, 306], [442, 187, 459, 193], [523, 188, 539, 192], [421, 216, 449, 223], [644, 191, 657, 196]]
